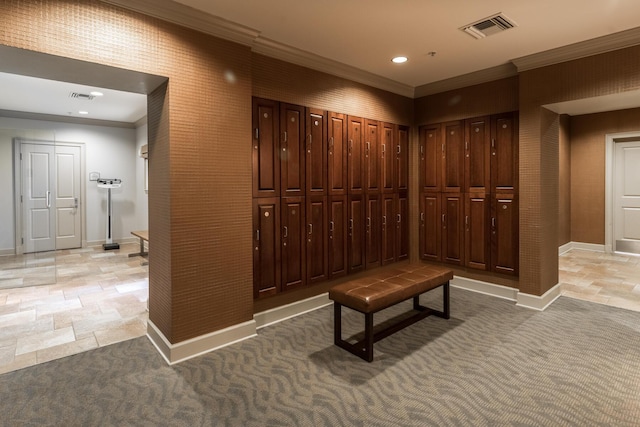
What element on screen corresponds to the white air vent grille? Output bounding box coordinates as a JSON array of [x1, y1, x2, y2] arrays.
[[69, 92, 95, 100], [461, 13, 517, 39]]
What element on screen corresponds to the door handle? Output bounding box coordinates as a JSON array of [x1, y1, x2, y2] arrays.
[[283, 226, 288, 238], [256, 230, 260, 241], [397, 214, 401, 224], [308, 223, 313, 235], [46, 191, 51, 208], [329, 221, 334, 232], [74, 197, 78, 209], [420, 212, 424, 222]]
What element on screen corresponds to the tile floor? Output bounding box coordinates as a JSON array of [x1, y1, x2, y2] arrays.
[[0, 247, 638, 375], [0, 243, 148, 375]]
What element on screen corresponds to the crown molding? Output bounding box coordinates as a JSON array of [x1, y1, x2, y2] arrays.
[[414, 63, 518, 98], [100, 0, 259, 46], [252, 37, 415, 98], [512, 26, 640, 72]]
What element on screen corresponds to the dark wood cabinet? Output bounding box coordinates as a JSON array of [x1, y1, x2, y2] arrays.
[[281, 197, 306, 291], [442, 193, 464, 266], [280, 103, 305, 197], [465, 193, 489, 271], [365, 193, 381, 269], [419, 111, 518, 277], [306, 108, 327, 196], [381, 123, 395, 193], [442, 120, 464, 193], [252, 97, 280, 198], [396, 193, 409, 262], [419, 124, 441, 192], [348, 195, 365, 274], [306, 195, 328, 284], [364, 119, 380, 194], [465, 116, 490, 194], [347, 116, 364, 195], [396, 125, 409, 192], [381, 194, 396, 265], [328, 112, 347, 196], [252, 97, 410, 298], [419, 192, 441, 262], [328, 195, 348, 279], [491, 112, 518, 193], [491, 194, 518, 275], [252, 197, 280, 298]]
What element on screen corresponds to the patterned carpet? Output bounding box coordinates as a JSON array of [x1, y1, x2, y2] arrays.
[[2, 288, 639, 426]]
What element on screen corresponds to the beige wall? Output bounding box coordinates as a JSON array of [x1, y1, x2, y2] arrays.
[[569, 107, 640, 244]]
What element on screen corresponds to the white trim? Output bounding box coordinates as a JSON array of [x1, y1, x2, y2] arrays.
[[512, 27, 640, 72], [146, 318, 257, 365], [0, 248, 15, 256], [516, 283, 562, 311], [254, 293, 332, 330], [570, 242, 606, 253], [451, 276, 519, 302], [605, 131, 640, 254], [558, 242, 573, 255]]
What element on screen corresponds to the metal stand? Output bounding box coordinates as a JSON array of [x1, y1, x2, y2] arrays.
[[97, 178, 122, 250]]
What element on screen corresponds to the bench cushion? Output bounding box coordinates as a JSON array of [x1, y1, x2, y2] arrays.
[[328, 265, 453, 313]]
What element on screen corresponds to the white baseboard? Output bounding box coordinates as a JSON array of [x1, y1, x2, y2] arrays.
[[0, 248, 15, 256], [147, 318, 257, 365], [559, 241, 606, 255], [451, 276, 519, 302], [516, 283, 562, 311], [254, 293, 332, 329]]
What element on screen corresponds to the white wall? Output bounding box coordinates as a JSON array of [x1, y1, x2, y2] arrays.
[[0, 117, 148, 252]]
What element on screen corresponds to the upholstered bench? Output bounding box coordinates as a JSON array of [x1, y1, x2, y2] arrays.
[[329, 264, 452, 362]]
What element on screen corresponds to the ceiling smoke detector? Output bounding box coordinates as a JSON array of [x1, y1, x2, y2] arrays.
[[69, 92, 95, 100], [460, 13, 517, 39]]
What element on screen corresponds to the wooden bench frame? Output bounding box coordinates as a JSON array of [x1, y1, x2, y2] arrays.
[[333, 280, 450, 362]]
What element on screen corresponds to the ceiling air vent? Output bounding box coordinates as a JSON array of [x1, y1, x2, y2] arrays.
[[69, 92, 95, 100], [461, 13, 517, 39]]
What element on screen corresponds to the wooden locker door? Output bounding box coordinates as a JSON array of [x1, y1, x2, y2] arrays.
[[280, 103, 305, 197], [306, 108, 327, 196], [442, 193, 464, 266], [364, 119, 380, 193], [252, 97, 280, 198], [396, 125, 409, 193], [347, 116, 364, 195], [465, 116, 490, 193], [381, 194, 396, 265], [281, 197, 306, 292], [381, 122, 395, 193], [306, 195, 328, 284], [328, 195, 348, 279], [365, 193, 381, 269], [419, 192, 441, 261], [419, 124, 441, 192], [328, 112, 347, 196], [348, 195, 365, 273], [442, 121, 464, 193], [491, 194, 519, 275], [396, 193, 409, 261], [491, 112, 519, 193], [253, 197, 280, 298], [465, 193, 489, 271]]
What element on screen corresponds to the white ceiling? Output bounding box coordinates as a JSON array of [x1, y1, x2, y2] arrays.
[[3, 0, 640, 123]]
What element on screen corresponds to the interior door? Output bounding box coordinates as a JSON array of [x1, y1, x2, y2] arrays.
[[22, 143, 56, 253], [614, 140, 640, 254], [54, 145, 82, 250]]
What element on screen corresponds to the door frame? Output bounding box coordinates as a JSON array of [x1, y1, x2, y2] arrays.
[[604, 131, 640, 254], [13, 138, 87, 255]]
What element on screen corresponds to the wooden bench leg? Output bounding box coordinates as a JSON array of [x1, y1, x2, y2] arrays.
[[334, 302, 342, 346], [364, 312, 374, 362], [443, 281, 450, 319]]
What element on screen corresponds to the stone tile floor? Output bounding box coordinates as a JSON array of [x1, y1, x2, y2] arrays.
[[0, 243, 148, 374], [0, 247, 637, 375]]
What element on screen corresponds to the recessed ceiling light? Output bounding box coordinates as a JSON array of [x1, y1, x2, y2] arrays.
[[78, 111, 89, 115], [90, 91, 104, 97], [391, 56, 408, 64]]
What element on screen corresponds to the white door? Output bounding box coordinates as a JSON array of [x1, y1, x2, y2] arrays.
[[21, 143, 82, 253], [22, 143, 55, 253], [55, 145, 82, 249], [613, 140, 640, 254]]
